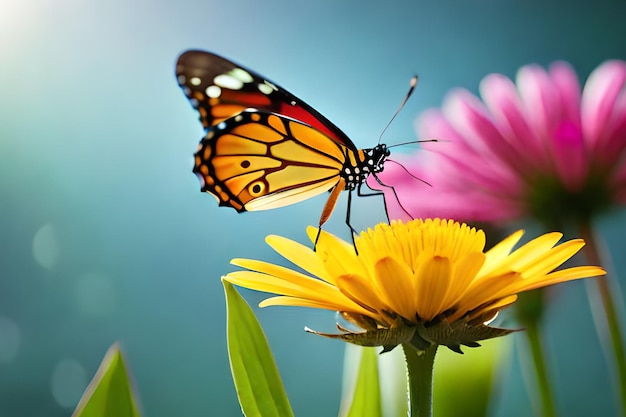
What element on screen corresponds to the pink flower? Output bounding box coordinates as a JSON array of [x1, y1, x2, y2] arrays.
[[371, 60, 626, 226]]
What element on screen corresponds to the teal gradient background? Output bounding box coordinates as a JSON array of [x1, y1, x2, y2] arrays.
[[1, 0, 626, 415]]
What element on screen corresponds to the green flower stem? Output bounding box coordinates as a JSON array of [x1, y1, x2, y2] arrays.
[[579, 221, 626, 417], [515, 289, 557, 417], [402, 343, 437, 417], [524, 319, 558, 417]]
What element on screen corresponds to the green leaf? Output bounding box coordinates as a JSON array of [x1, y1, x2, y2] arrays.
[[223, 280, 294, 417], [344, 347, 382, 417], [72, 342, 141, 417]]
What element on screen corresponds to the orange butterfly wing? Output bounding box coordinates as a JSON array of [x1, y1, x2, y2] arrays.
[[194, 110, 349, 212]]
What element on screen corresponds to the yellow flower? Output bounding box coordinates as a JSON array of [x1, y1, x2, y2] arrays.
[[224, 219, 605, 352]]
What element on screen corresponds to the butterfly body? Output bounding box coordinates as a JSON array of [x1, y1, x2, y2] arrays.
[[176, 50, 390, 229]]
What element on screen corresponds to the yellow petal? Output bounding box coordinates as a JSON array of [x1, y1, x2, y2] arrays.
[[447, 222, 486, 260], [356, 226, 395, 272], [517, 239, 585, 278], [414, 219, 485, 260], [265, 234, 334, 284], [491, 232, 563, 275], [389, 221, 417, 267], [224, 270, 338, 300], [313, 229, 366, 280], [482, 230, 524, 272], [414, 255, 453, 321], [259, 295, 374, 317], [373, 257, 417, 321], [231, 258, 318, 284], [444, 251, 486, 308], [335, 274, 389, 315], [466, 295, 518, 323], [454, 271, 522, 319], [506, 266, 606, 294]]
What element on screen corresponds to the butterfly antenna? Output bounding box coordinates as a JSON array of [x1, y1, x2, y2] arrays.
[[387, 138, 439, 149], [378, 75, 419, 145], [386, 159, 431, 186]]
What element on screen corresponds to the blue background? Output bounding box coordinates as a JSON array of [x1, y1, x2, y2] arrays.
[[1, 0, 625, 415]]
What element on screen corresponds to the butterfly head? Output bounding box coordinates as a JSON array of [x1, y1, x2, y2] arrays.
[[370, 144, 390, 174]]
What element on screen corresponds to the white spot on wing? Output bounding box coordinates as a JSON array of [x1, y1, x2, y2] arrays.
[[258, 83, 273, 95], [190, 77, 201, 86], [264, 81, 278, 91], [206, 85, 221, 98], [214, 74, 244, 90], [229, 68, 254, 83]]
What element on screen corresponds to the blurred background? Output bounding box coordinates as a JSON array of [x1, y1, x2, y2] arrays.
[[1, 0, 626, 415]]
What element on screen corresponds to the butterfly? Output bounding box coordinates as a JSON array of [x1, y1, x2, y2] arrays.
[[176, 50, 404, 242]]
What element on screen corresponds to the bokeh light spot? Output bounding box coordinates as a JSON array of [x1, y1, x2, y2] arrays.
[[74, 272, 116, 318], [32, 224, 60, 270], [0, 317, 21, 363], [50, 359, 87, 408]]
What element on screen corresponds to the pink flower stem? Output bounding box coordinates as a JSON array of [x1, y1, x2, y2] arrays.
[[579, 220, 626, 417]]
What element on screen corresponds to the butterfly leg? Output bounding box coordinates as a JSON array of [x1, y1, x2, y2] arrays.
[[368, 173, 415, 222], [354, 180, 388, 228], [314, 178, 346, 250], [344, 189, 360, 251]]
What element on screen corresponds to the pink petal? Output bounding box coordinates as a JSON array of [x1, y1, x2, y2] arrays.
[[550, 120, 588, 192], [441, 151, 523, 195], [594, 80, 626, 167], [581, 60, 626, 148], [546, 61, 588, 189], [417, 107, 523, 194], [517, 64, 562, 154], [479, 73, 547, 172], [549, 61, 582, 126], [443, 90, 523, 174]]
